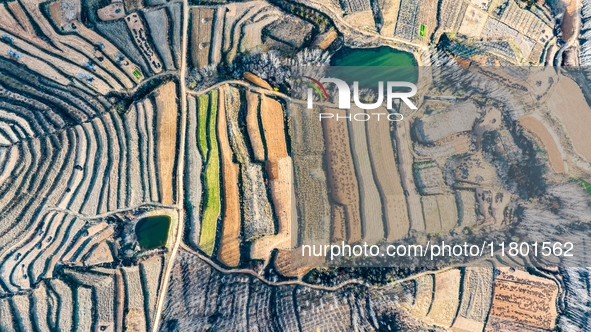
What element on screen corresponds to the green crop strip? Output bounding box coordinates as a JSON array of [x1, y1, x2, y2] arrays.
[[197, 94, 209, 158], [199, 90, 221, 255], [582, 179, 591, 196]]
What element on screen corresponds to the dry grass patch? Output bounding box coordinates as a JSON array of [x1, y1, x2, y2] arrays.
[[274, 249, 323, 277], [458, 5, 488, 37], [331, 205, 346, 243], [475, 188, 510, 223], [412, 274, 434, 317], [342, 10, 375, 31], [251, 157, 294, 259], [97, 3, 125, 21], [348, 107, 383, 243], [244, 72, 272, 90], [197, 94, 209, 158], [426, 269, 461, 327], [453, 265, 493, 332], [313, 28, 338, 49], [437, 194, 458, 231], [422, 194, 458, 233], [84, 241, 114, 266], [322, 108, 362, 243], [125, 13, 162, 73], [124, 309, 146, 332], [395, 120, 425, 232], [154, 82, 178, 205], [380, 0, 401, 36], [453, 153, 496, 188], [366, 111, 409, 241], [415, 0, 438, 43]]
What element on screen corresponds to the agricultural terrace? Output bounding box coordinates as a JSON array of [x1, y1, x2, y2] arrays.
[[198, 90, 221, 256]]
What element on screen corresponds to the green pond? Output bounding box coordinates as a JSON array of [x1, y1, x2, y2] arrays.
[[329, 46, 418, 89], [135, 215, 171, 250]]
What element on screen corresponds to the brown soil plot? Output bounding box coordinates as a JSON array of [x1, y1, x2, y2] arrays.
[[154, 82, 178, 205], [216, 86, 241, 267], [251, 95, 293, 259], [519, 115, 565, 173], [245, 90, 265, 162], [260, 95, 288, 160], [487, 267, 558, 330], [190, 7, 214, 69]]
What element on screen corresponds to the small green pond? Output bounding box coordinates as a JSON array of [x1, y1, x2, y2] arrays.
[[329, 46, 418, 89], [135, 215, 171, 250], [331, 46, 416, 67]]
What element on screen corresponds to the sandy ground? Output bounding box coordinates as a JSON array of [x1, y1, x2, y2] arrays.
[[519, 115, 566, 173], [458, 5, 488, 38], [342, 10, 375, 31], [216, 86, 241, 267], [546, 76, 591, 162]]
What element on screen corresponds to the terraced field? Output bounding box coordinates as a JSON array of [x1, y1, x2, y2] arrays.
[[287, 103, 331, 263], [347, 107, 383, 243], [322, 108, 362, 243], [216, 86, 241, 267], [0, 0, 183, 329], [187, 0, 315, 73], [0, 79, 180, 288], [0, 256, 166, 331], [158, 248, 429, 331], [185, 84, 293, 266], [366, 108, 409, 241], [396, 264, 558, 331], [197, 90, 221, 256], [0, 0, 582, 330]]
